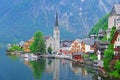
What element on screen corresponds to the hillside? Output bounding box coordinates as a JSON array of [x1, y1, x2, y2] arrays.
[[0, 0, 119, 45], [89, 14, 109, 35]]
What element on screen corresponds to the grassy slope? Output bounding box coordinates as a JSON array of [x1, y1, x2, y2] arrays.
[[89, 14, 109, 35]]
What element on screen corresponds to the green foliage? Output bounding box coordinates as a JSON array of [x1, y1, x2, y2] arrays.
[[104, 44, 114, 70], [90, 54, 97, 60], [8, 44, 23, 52], [83, 54, 89, 58], [110, 60, 120, 78], [8, 54, 19, 61], [89, 14, 109, 35], [30, 59, 46, 79], [47, 46, 52, 54], [30, 31, 46, 54], [115, 60, 120, 73], [101, 34, 107, 41], [108, 26, 116, 42]]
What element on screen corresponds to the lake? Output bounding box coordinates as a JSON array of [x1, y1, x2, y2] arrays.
[[0, 49, 105, 80]]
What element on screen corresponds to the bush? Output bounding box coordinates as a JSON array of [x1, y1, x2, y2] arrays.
[[83, 54, 89, 58], [8, 44, 23, 52], [90, 54, 97, 60], [47, 46, 52, 54]]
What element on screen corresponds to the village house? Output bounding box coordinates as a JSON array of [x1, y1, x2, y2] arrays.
[[69, 38, 94, 54], [69, 39, 81, 54], [107, 3, 120, 39], [98, 29, 105, 39], [60, 40, 73, 54], [93, 41, 109, 58], [89, 34, 97, 40], [82, 38, 94, 53], [23, 37, 34, 52]]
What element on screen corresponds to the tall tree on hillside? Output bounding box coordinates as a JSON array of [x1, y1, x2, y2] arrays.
[[30, 31, 46, 54]]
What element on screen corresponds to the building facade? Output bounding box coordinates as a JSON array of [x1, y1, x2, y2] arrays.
[[69, 38, 94, 54], [111, 29, 120, 59], [107, 4, 120, 39]]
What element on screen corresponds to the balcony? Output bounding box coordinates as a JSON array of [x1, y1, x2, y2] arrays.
[[114, 55, 120, 60], [114, 48, 120, 52]]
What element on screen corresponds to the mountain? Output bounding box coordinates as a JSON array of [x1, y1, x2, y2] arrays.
[[89, 14, 109, 35], [0, 0, 119, 45]]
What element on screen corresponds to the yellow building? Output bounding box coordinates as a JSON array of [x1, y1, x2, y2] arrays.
[[23, 37, 34, 52]]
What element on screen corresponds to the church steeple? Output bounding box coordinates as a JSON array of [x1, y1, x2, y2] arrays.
[[55, 11, 59, 27], [53, 11, 60, 52]]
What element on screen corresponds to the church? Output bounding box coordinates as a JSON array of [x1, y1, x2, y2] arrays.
[[23, 12, 60, 53], [45, 11, 60, 53]]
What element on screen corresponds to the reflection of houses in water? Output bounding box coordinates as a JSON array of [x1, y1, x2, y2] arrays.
[[72, 52, 84, 62], [45, 59, 60, 80], [70, 62, 88, 75]]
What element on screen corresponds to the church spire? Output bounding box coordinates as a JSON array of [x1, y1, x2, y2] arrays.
[[55, 11, 59, 27]]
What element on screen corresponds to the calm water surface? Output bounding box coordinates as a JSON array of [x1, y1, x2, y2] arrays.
[[0, 49, 105, 80]]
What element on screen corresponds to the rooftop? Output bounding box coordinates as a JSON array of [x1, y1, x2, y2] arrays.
[[110, 4, 120, 16]]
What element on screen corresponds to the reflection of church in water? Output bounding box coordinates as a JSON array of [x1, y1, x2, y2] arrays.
[[45, 59, 60, 80]]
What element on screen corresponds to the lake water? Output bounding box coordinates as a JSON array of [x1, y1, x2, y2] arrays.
[[0, 49, 105, 80]]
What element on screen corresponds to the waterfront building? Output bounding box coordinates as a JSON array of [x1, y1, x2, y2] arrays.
[[69, 38, 94, 54]]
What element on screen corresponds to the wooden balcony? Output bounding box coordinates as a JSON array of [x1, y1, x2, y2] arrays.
[[114, 48, 120, 52], [114, 55, 120, 60]]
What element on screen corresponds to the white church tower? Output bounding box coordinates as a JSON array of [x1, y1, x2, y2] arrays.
[[53, 11, 60, 52]]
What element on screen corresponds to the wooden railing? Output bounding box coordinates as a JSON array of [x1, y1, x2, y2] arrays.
[[114, 48, 120, 52], [114, 55, 120, 59]]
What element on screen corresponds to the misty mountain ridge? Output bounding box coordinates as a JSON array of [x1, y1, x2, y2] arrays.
[[0, 0, 119, 44]]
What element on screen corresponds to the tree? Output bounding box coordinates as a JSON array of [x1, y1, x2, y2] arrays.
[[104, 44, 114, 70], [47, 46, 52, 54], [30, 31, 46, 54]]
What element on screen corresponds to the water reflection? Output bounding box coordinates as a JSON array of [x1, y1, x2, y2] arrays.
[[30, 59, 46, 79], [45, 58, 60, 80], [7, 55, 104, 80], [7, 54, 20, 61], [21, 58, 46, 79]]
